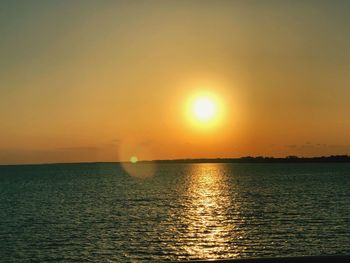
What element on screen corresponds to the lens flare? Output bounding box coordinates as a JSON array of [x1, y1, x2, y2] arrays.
[[130, 156, 138, 163], [118, 137, 156, 178]]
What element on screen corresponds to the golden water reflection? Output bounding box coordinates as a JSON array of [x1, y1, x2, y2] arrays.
[[179, 163, 242, 260]]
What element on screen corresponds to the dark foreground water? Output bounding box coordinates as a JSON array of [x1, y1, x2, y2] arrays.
[[0, 163, 350, 262]]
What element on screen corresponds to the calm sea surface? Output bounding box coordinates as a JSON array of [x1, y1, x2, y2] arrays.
[[0, 163, 349, 262]]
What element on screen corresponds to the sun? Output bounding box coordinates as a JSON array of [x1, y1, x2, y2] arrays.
[[192, 96, 217, 122], [184, 89, 225, 128]]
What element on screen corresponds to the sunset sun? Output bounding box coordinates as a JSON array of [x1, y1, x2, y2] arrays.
[[193, 97, 217, 121]]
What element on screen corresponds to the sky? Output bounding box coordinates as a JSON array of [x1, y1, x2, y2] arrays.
[[1, 0, 350, 164]]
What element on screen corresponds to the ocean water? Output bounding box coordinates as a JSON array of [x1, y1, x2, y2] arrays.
[[0, 163, 349, 262]]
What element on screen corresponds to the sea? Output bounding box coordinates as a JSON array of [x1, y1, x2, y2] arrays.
[[0, 162, 349, 262]]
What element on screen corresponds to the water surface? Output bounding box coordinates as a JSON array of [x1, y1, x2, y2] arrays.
[[0, 163, 349, 262]]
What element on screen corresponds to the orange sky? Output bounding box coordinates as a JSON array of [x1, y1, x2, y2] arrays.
[[1, 1, 350, 164]]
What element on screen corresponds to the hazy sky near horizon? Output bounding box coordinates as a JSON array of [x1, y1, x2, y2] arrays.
[[1, 0, 350, 164]]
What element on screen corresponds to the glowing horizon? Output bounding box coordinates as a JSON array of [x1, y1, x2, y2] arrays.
[[1, 0, 350, 165]]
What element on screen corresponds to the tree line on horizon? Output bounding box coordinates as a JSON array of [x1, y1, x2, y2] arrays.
[[151, 155, 350, 163]]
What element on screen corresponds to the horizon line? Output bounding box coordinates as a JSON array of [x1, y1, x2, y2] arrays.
[[1, 154, 350, 167]]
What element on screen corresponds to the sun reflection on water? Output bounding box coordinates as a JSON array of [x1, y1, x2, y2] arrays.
[[179, 163, 241, 260]]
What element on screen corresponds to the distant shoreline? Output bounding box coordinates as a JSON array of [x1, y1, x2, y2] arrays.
[[151, 155, 350, 163], [2, 155, 350, 167]]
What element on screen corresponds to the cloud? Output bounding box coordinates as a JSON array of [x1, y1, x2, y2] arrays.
[[285, 143, 350, 152], [1, 140, 125, 164], [57, 146, 99, 152]]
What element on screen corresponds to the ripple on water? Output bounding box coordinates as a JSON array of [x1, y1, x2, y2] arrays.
[[0, 163, 350, 262]]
